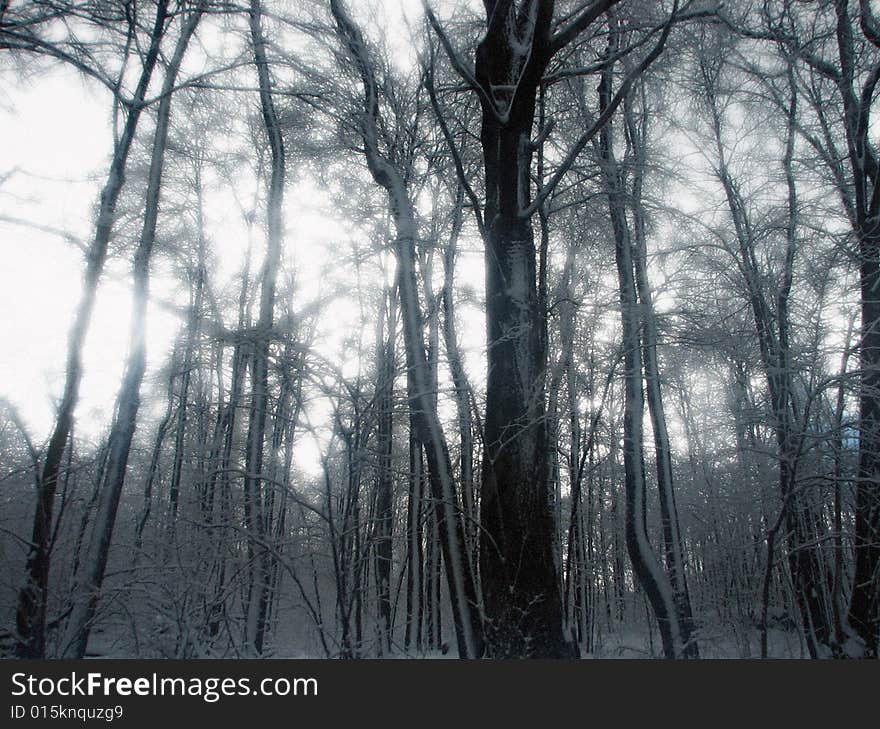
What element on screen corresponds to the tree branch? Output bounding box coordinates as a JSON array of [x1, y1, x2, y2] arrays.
[[524, 4, 677, 218], [550, 0, 621, 55], [422, 46, 486, 236], [423, 2, 502, 120]]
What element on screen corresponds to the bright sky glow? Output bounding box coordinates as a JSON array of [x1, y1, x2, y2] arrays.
[[0, 0, 489, 477]]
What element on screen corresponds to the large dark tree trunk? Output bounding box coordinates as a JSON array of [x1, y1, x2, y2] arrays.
[[851, 227, 880, 656], [827, 0, 880, 659], [474, 0, 570, 659], [426, 0, 676, 656]]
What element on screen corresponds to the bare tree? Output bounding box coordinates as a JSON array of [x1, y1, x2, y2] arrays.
[[8, 0, 172, 659], [328, 0, 483, 658], [426, 0, 682, 658], [60, 1, 206, 659]]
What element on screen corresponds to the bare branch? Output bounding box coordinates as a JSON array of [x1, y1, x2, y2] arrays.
[[550, 0, 621, 55], [0, 397, 40, 491], [0, 214, 87, 253], [524, 4, 677, 218], [860, 0, 880, 48], [422, 45, 485, 236], [423, 2, 502, 120]]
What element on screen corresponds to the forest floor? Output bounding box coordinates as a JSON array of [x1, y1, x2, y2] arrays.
[[581, 625, 805, 659], [31, 617, 807, 659]]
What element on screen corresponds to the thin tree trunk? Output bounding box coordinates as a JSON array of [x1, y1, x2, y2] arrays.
[[606, 173, 682, 660], [440, 191, 478, 564], [375, 286, 396, 654], [599, 48, 683, 658], [168, 206, 206, 522], [625, 90, 698, 658], [60, 6, 203, 659], [15, 0, 170, 658], [134, 357, 177, 554], [242, 0, 286, 655], [404, 429, 425, 652], [329, 0, 483, 658], [831, 319, 854, 649]]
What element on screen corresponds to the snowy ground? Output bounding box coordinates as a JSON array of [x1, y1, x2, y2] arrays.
[[86, 625, 806, 660]]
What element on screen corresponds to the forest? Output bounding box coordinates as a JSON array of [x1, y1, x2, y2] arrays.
[[0, 0, 878, 660]]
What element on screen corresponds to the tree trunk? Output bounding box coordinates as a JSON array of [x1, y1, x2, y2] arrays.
[[441, 201, 478, 563], [605, 169, 683, 660], [834, 0, 880, 658], [474, 2, 570, 659], [850, 227, 880, 656], [242, 0, 286, 655], [625, 90, 698, 658], [15, 0, 170, 659], [168, 227, 205, 522], [375, 287, 396, 654], [598, 54, 684, 657], [329, 0, 483, 658], [60, 6, 203, 658], [404, 429, 425, 652], [134, 359, 176, 553]]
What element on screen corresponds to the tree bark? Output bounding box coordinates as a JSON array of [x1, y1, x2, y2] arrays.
[[602, 138, 683, 660], [241, 0, 286, 655], [440, 194, 478, 562], [15, 0, 170, 659], [474, 0, 571, 658], [375, 287, 396, 654], [329, 0, 483, 658], [60, 5, 203, 659], [625, 87, 698, 658]]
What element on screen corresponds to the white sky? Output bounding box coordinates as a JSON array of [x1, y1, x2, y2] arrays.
[[0, 1, 489, 475], [1, 67, 133, 438], [1, 0, 857, 487]]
